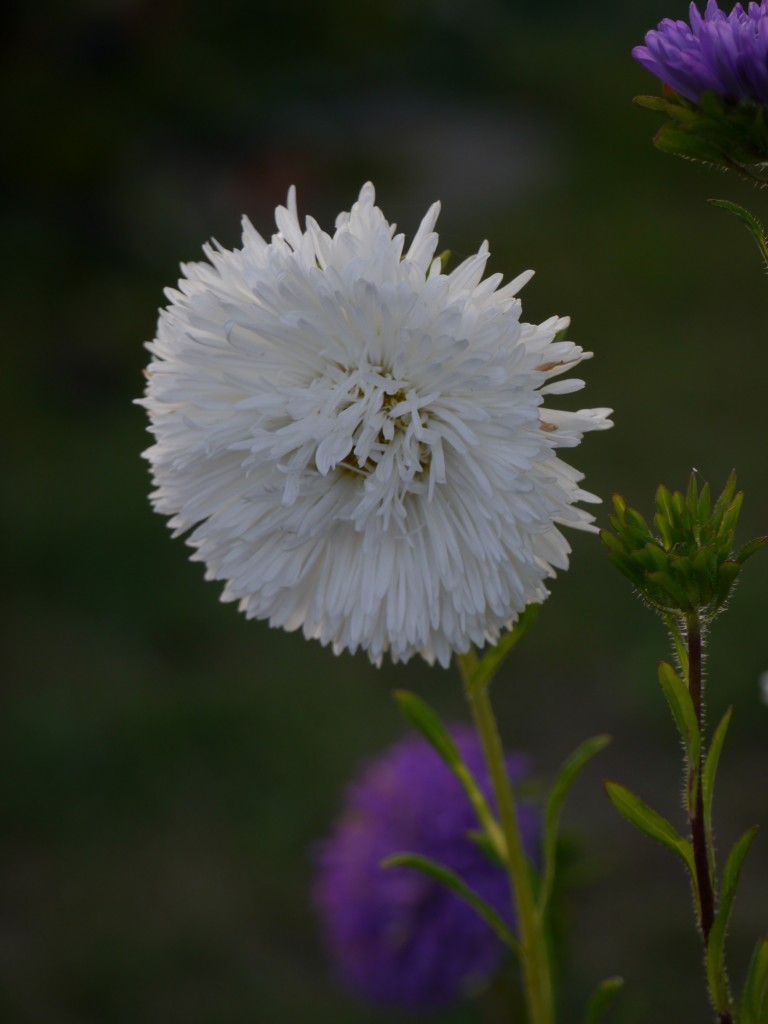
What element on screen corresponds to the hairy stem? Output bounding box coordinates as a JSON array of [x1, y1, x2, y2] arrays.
[[687, 613, 715, 940], [685, 613, 732, 1024], [457, 650, 554, 1024]]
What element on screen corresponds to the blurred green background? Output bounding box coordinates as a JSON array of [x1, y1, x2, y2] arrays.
[[2, 1, 766, 1021]]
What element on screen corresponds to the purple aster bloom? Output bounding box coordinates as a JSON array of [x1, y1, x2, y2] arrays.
[[314, 728, 538, 1010], [633, 1, 768, 106]]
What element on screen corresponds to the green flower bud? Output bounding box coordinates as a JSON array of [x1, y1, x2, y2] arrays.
[[601, 472, 766, 621]]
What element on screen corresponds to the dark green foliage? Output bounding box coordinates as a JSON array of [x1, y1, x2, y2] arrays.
[[636, 87, 768, 185]]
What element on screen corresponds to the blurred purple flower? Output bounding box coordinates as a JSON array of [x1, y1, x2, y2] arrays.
[[633, 1, 768, 106], [314, 728, 539, 1010]]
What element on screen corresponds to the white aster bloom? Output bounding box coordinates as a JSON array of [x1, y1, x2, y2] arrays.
[[139, 183, 612, 667]]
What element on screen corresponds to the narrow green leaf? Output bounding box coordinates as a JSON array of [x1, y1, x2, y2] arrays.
[[742, 936, 768, 1024], [666, 103, 700, 124], [686, 472, 699, 518], [466, 604, 539, 694], [654, 125, 732, 165], [706, 827, 759, 1013], [709, 199, 768, 266], [606, 551, 647, 587], [720, 488, 744, 533], [465, 828, 504, 866], [633, 93, 669, 111], [657, 662, 701, 815], [644, 542, 669, 572], [654, 511, 674, 550], [715, 561, 742, 607], [538, 735, 611, 916], [611, 494, 628, 518], [662, 614, 689, 679], [703, 706, 732, 877], [693, 546, 716, 597], [656, 484, 674, 520], [393, 690, 461, 766], [584, 976, 624, 1024], [393, 690, 506, 862], [381, 853, 520, 954], [699, 90, 726, 118], [698, 482, 711, 528], [600, 530, 628, 555], [735, 536, 768, 565], [672, 490, 688, 527], [711, 471, 738, 532], [604, 782, 697, 880], [624, 508, 651, 535], [646, 569, 691, 610], [722, 826, 758, 903], [657, 661, 700, 758]]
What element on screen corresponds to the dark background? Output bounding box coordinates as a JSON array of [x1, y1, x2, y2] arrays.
[[2, 2, 766, 1022]]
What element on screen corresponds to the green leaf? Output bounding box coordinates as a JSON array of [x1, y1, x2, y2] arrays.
[[646, 569, 691, 611], [657, 662, 701, 814], [604, 782, 697, 882], [698, 482, 712, 528], [393, 690, 506, 861], [466, 604, 539, 695], [643, 542, 670, 572], [711, 472, 738, 532], [706, 827, 759, 1013], [699, 90, 727, 119], [715, 561, 742, 607], [742, 936, 768, 1024], [611, 493, 628, 518], [656, 484, 674, 521], [657, 661, 700, 760], [686, 472, 700, 517], [662, 614, 689, 679], [703, 706, 732, 878], [393, 690, 461, 766], [381, 853, 520, 954], [654, 125, 732, 166], [538, 735, 611, 916], [720, 489, 744, 536], [600, 530, 627, 555], [584, 976, 624, 1024], [624, 508, 651, 535], [465, 828, 504, 866], [735, 536, 768, 565], [709, 199, 768, 266], [654, 511, 674, 550], [633, 94, 669, 112], [606, 551, 647, 588]]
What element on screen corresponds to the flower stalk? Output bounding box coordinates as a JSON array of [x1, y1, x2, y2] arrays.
[[685, 613, 716, 944], [457, 649, 554, 1024], [683, 612, 734, 1024]]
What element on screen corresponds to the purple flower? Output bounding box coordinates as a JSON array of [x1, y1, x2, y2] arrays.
[[633, 1, 768, 106], [314, 728, 539, 1010]]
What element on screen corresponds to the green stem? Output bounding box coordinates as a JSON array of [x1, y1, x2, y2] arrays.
[[686, 613, 715, 941], [457, 650, 554, 1024], [685, 613, 733, 1024]]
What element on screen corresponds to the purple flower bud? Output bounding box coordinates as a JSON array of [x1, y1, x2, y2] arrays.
[[633, 1, 768, 106], [314, 728, 539, 1009]]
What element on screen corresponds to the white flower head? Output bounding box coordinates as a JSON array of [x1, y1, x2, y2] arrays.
[[139, 183, 612, 667]]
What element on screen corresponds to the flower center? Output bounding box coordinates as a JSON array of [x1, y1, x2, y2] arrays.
[[328, 364, 432, 483]]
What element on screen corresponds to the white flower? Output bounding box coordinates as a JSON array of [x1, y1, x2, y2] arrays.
[[139, 183, 612, 667]]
